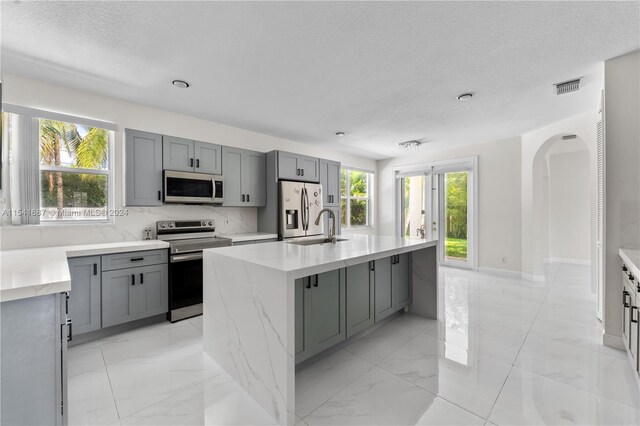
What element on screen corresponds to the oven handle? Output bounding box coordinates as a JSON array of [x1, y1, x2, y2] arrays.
[[171, 252, 203, 263]]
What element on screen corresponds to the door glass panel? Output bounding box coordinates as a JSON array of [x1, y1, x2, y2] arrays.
[[401, 176, 426, 238], [444, 172, 468, 262]]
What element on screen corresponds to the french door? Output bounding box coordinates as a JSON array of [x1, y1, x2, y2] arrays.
[[437, 170, 473, 268]]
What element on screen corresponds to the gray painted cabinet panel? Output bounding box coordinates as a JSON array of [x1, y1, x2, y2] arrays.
[[394, 253, 412, 310], [277, 151, 300, 180], [102, 249, 168, 271], [125, 129, 163, 206], [295, 278, 306, 356], [194, 141, 222, 175], [102, 269, 138, 327], [374, 257, 395, 322], [346, 262, 375, 338], [308, 269, 346, 354], [298, 156, 320, 182], [163, 135, 194, 172], [320, 159, 341, 206], [68, 256, 101, 334], [137, 264, 169, 319], [277, 151, 320, 183], [222, 146, 266, 207]]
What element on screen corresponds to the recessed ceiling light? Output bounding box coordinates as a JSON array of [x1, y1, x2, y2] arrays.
[[335, 131, 346, 137], [457, 93, 473, 101], [172, 80, 190, 89]]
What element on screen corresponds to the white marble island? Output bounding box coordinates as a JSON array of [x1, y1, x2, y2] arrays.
[[202, 235, 438, 425]]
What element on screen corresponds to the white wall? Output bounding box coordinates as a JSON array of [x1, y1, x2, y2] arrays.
[[547, 144, 591, 263], [603, 50, 640, 346], [0, 73, 377, 250], [377, 137, 523, 273], [521, 111, 598, 281]]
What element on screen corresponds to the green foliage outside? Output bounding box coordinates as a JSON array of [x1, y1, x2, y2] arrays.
[[445, 172, 467, 239], [340, 169, 369, 227], [445, 237, 468, 259], [39, 119, 109, 218]]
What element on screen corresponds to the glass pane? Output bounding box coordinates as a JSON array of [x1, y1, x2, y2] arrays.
[[444, 171, 468, 260], [350, 199, 367, 226], [402, 176, 426, 238], [39, 119, 109, 170], [340, 168, 347, 197], [40, 171, 108, 220], [349, 170, 367, 197], [340, 198, 347, 227]]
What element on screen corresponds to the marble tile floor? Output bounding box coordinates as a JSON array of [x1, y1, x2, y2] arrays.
[[69, 264, 640, 425]]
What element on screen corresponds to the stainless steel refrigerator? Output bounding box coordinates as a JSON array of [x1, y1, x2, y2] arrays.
[[279, 181, 324, 238]]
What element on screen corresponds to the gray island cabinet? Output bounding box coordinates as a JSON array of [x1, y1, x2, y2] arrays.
[[203, 235, 437, 425]]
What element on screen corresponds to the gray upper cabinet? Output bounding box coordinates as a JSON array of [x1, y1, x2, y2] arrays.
[[222, 146, 266, 207], [68, 256, 101, 334], [320, 159, 341, 206], [163, 136, 222, 175], [277, 151, 320, 182], [393, 253, 411, 310], [125, 129, 163, 206], [346, 262, 375, 338], [374, 257, 394, 322], [163, 135, 194, 172], [194, 141, 222, 174]]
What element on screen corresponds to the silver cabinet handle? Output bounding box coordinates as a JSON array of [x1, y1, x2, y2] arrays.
[[171, 253, 203, 263]]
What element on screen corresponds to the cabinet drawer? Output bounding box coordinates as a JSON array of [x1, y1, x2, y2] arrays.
[[102, 249, 168, 271]]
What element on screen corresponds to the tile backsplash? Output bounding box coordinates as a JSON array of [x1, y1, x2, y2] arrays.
[[0, 205, 257, 250]]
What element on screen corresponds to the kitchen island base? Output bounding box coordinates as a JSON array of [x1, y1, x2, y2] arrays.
[[203, 237, 437, 425]]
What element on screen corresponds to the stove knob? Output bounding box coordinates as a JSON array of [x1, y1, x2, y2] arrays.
[[201, 221, 206, 226], [208, 221, 213, 226], [160, 223, 166, 228], [169, 223, 174, 228]]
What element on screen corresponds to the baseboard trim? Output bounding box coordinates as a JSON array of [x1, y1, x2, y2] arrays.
[[603, 333, 626, 351], [477, 267, 523, 279], [521, 272, 546, 282], [549, 257, 591, 266]]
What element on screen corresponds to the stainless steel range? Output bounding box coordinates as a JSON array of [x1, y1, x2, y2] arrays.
[[156, 219, 231, 322]]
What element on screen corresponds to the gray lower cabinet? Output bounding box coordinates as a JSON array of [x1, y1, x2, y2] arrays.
[[1, 293, 68, 426], [295, 269, 346, 363], [319, 159, 341, 206], [394, 253, 411, 309], [125, 129, 163, 206], [346, 262, 375, 338], [68, 256, 101, 334], [102, 264, 168, 328], [374, 257, 394, 322], [277, 151, 320, 182], [222, 146, 266, 207]]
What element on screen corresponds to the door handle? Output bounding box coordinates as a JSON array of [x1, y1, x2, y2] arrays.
[[158, 190, 161, 201], [313, 275, 318, 287], [66, 317, 73, 342], [130, 257, 144, 262], [247, 194, 250, 203], [242, 194, 245, 202], [632, 306, 638, 323], [370, 261, 375, 271], [196, 159, 200, 168], [190, 158, 194, 167], [296, 168, 300, 176], [306, 277, 311, 289], [131, 274, 135, 286], [93, 263, 98, 275], [623, 265, 628, 272], [140, 273, 144, 284], [301, 169, 305, 176]]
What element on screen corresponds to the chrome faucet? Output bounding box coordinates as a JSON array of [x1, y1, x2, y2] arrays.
[[314, 208, 337, 243]]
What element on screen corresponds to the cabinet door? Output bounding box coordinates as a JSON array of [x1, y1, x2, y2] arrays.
[[298, 155, 320, 182], [320, 160, 341, 206], [137, 264, 168, 319], [194, 141, 221, 175], [374, 257, 394, 322], [323, 206, 341, 237], [102, 269, 138, 327], [346, 262, 374, 338], [307, 269, 346, 355], [295, 278, 307, 360], [163, 135, 195, 172], [277, 151, 300, 180], [624, 289, 631, 346], [243, 150, 267, 206], [393, 253, 411, 310], [222, 146, 244, 206], [68, 256, 101, 334], [125, 129, 163, 206]]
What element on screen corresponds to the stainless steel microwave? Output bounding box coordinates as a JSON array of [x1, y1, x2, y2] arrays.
[[163, 170, 224, 204]]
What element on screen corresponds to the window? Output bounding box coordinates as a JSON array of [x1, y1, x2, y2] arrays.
[[39, 119, 110, 221], [340, 167, 374, 228], [1, 106, 115, 225]]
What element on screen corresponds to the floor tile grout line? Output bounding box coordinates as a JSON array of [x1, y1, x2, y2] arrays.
[[100, 346, 122, 422]]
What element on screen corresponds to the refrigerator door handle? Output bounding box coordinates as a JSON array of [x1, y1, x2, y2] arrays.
[[303, 187, 310, 231], [301, 187, 307, 231]]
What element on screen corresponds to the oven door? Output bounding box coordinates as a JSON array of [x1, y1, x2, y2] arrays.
[[169, 251, 203, 322], [164, 170, 220, 204]]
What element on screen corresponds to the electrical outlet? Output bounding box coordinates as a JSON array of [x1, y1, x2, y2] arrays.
[[225, 218, 229, 225]]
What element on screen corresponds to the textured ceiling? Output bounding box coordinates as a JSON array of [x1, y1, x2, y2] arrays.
[[1, 1, 638, 159]]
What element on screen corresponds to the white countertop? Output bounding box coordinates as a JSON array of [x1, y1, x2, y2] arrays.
[[217, 232, 278, 243], [1, 240, 169, 303], [620, 248, 640, 279], [204, 234, 436, 277]]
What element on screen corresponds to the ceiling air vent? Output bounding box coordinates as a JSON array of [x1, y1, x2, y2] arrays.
[[555, 78, 581, 95]]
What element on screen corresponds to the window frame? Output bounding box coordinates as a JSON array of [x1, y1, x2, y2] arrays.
[[3, 104, 116, 225], [340, 166, 375, 229]]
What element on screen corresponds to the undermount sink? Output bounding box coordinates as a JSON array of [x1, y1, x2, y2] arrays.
[[287, 237, 349, 246]]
